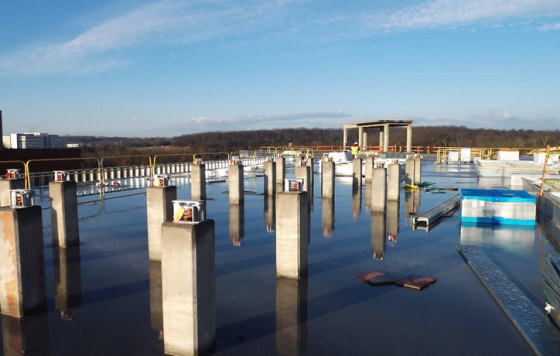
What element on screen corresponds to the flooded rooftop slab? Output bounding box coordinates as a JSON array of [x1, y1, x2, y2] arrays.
[[2, 158, 560, 355]]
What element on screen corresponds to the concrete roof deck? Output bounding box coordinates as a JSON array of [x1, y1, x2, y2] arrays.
[[344, 120, 413, 128]]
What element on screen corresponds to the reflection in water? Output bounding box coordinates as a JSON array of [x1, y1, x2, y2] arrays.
[[264, 194, 276, 233], [352, 187, 362, 221], [371, 212, 386, 260], [322, 198, 335, 238], [460, 223, 536, 253], [276, 277, 308, 356], [53, 246, 82, 321], [404, 188, 421, 217], [386, 201, 400, 245], [1, 314, 50, 356], [365, 186, 371, 210], [229, 203, 245, 246], [149, 261, 163, 338]]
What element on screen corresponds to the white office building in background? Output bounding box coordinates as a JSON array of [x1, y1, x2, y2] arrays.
[[2, 132, 68, 149]]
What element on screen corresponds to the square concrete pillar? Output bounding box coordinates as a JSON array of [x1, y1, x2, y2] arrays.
[[146, 186, 177, 261], [228, 164, 244, 204], [54, 246, 82, 320], [0, 179, 25, 207], [371, 212, 386, 260], [295, 165, 311, 193], [383, 123, 390, 152], [321, 198, 334, 238], [387, 164, 400, 201], [321, 161, 335, 199], [364, 157, 374, 184], [371, 168, 387, 213], [414, 156, 422, 183], [275, 277, 308, 356], [49, 181, 79, 248], [406, 124, 412, 153], [0, 206, 46, 318], [264, 161, 276, 195], [352, 158, 362, 188], [191, 164, 206, 200], [161, 219, 215, 356], [405, 158, 415, 186], [229, 203, 244, 246], [306, 157, 314, 192], [276, 192, 309, 279], [275, 157, 285, 186]]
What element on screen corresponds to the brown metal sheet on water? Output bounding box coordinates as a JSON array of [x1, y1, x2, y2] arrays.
[[356, 272, 396, 286], [394, 275, 436, 290]]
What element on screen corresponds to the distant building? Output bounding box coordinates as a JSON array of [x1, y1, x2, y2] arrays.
[[3, 132, 68, 149]]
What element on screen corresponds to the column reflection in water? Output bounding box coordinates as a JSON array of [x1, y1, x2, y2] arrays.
[[54, 246, 82, 320], [229, 203, 245, 246], [264, 194, 276, 233], [1, 314, 50, 356], [364, 186, 372, 210], [404, 188, 421, 218], [322, 198, 335, 238], [386, 201, 400, 245], [371, 212, 386, 260], [149, 261, 163, 338], [275, 277, 308, 356], [352, 187, 362, 221]]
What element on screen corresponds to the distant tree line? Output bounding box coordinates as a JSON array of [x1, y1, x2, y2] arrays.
[[69, 126, 560, 157]]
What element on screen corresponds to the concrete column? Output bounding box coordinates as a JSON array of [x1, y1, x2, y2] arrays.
[[364, 157, 374, 185], [0, 206, 47, 318], [0, 179, 25, 207], [405, 158, 415, 186], [146, 186, 177, 261], [228, 164, 244, 204], [379, 130, 384, 148], [321, 198, 334, 238], [276, 192, 309, 279], [161, 219, 215, 356], [363, 131, 368, 150], [295, 165, 311, 194], [276, 156, 286, 187], [229, 203, 244, 246], [343, 126, 348, 148], [264, 194, 276, 233], [387, 164, 400, 201], [149, 261, 163, 334], [49, 181, 79, 248], [414, 156, 422, 184], [371, 168, 387, 213], [383, 123, 390, 152], [191, 164, 206, 200], [406, 124, 412, 153], [371, 212, 386, 260], [358, 127, 364, 150], [264, 161, 276, 195], [321, 160, 335, 199], [54, 246, 82, 320], [275, 277, 308, 356], [352, 158, 362, 188]]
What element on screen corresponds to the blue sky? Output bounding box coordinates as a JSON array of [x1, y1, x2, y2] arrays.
[[0, 0, 559, 137]]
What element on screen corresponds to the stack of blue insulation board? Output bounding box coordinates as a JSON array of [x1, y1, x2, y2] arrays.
[[460, 189, 536, 226]]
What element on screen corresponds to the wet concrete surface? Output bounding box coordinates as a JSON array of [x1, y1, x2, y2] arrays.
[[2, 160, 559, 355]]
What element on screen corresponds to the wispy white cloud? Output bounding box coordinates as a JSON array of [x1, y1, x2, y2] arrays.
[[0, 0, 558, 75], [539, 22, 560, 31], [167, 110, 349, 132], [356, 0, 560, 31]]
